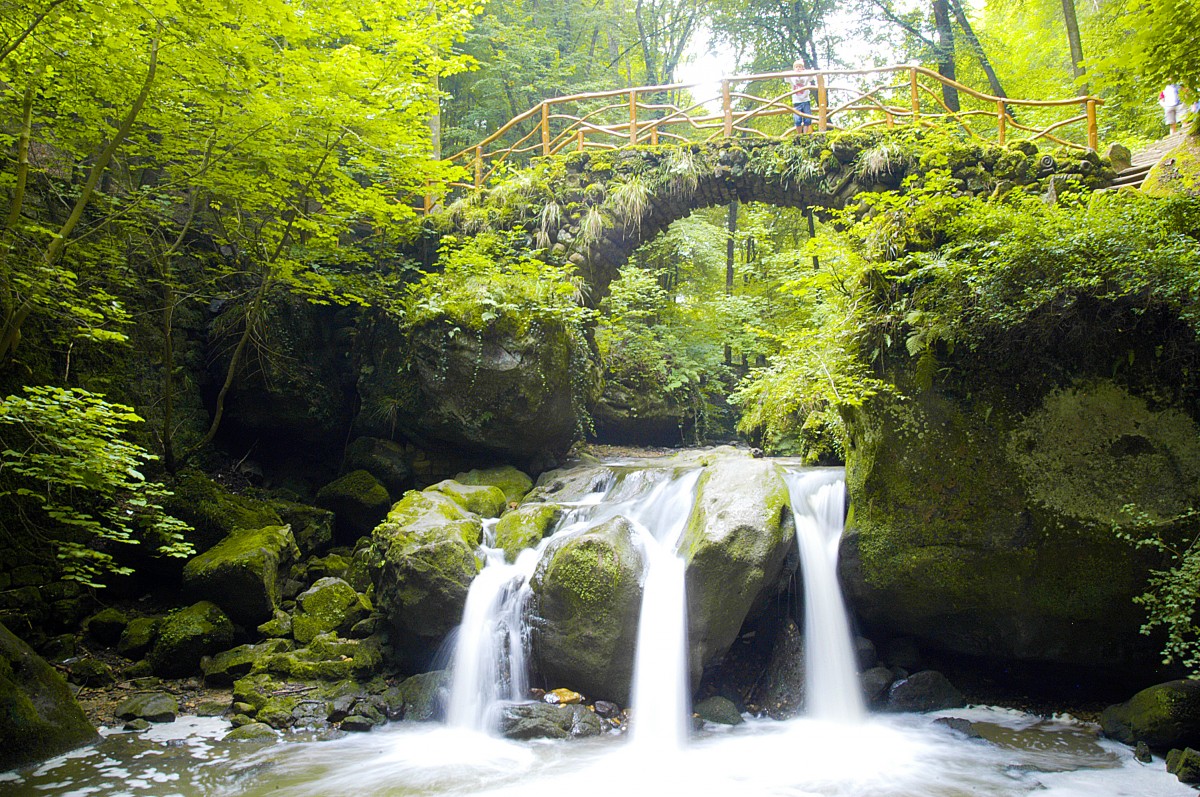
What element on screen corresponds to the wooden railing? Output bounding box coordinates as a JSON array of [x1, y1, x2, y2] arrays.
[[435, 65, 1102, 201]]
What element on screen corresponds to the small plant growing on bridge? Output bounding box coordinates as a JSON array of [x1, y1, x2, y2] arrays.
[[608, 174, 653, 230]]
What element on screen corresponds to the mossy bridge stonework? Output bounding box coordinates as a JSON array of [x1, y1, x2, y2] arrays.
[[425, 131, 1119, 296]]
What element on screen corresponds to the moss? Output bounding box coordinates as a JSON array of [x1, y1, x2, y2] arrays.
[[454, 466, 534, 504], [0, 622, 97, 771], [182, 525, 300, 626], [164, 470, 282, 552], [292, 577, 370, 644], [424, 480, 507, 519], [271, 500, 334, 556], [315, 470, 392, 541], [264, 633, 383, 680], [374, 490, 481, 550], [494, 503, 561, 561], [1142, 135, 1200, 198], [147, 601, 234, 678], [201, 639, 292, 685], [1101, 679, 1200, 750]]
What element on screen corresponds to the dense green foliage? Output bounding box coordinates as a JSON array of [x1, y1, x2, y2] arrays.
[[0, 387, 192, 586]]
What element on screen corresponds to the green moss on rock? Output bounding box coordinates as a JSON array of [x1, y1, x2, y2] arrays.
[[201, 640, 293, 685], [1142, 135, 1200, 198], [494, 503, 561, 561], [454, 466, 534, 504], [147, 601, 234, 678], [292, 577, 371, 644], [163, 471, 282, 552], [271, 500, 334, 556], [116, 617, 159, 660], [182, 525, 300, 626], [529, 516, 644, 703], [316, 470, 393, 541], [1101, 680, 1200, 751], [0, 621, 97, 771], [425, 480, 507, 519]]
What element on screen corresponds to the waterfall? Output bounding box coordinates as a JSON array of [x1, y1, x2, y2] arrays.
[[627, 470, 701, 754], [446, 467, 700, 736], [784, 468, 865, 722]]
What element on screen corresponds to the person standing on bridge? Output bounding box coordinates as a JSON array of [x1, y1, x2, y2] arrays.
[[1160, 83, 1183, 135], [789, 60, 817, 135]]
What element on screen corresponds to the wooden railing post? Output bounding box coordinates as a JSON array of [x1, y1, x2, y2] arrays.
[[722, 80, 733, 137], [1086, 98, 1098, 151], [910, 68, 920, 126], [816, 73, 828, 132], [997, 100, 1006, 145], [629, 90, 638, 144], [541, 102, 550, 156], [474, 145, 482, 188], [886, 111, 895, 129], [577, 130, 585, 152]]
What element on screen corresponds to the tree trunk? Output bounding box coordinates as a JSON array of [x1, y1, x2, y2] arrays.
[[948, 0, 1010, 103], [1060, 0, 1087, 94], [932, 0, 959, 112]]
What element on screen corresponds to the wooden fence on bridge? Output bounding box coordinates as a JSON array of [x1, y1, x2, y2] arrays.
[[439, 65, 1102, 201]]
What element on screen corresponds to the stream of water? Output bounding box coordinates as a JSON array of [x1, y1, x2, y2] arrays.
[[2, 462, 1190, 796]]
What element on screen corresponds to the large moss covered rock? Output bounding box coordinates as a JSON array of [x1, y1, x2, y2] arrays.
[[494, 503, 562, 561], [163, 471, 282, 553], [356, 313, 594, 464], [529, 516, 645, 703], [679, 455, 793, 684], [316, 470, 392, 542], [454, 466, 534, 505], [1101, 680, 1200, 751], [147, 601, 235, 678], [840, 380, 1200, 667], [0, 622, 97, 771], [1141, 134, 1200, 198], [271, 500, 334, 556], [367, 491, 482, 650], [182, 525, 300, 626], [425, 480, 507, 519], [292, 577, 371, 644]]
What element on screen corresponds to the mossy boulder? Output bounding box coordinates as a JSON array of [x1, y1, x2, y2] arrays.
[[345, 437, 414, 496], [182, 525, 300, 626], [525, 464, 615, 504], [1101, 680, 1200, 751], [201, 639, 293, 685], [356, 313, 593, 464], [316, 470, 392, 542], [679, 455, 793, 685], [494, 503, 562, 561], [454, 466, 534, 505], [0, 622, 97, 770], [83, 608, 129, 647], [292, 577, 371, 644], [163, 470, 282, 552], [694, 696, 744, 725], [840, 380, 1200, 666], [367, 490, 482, 649], [386, 670, 450, 721], [424, 480, 507, 519], [529, 516, 644, 703], [224, 722, 279, 742], [147, 601, 235, 678], [115, 692, 178, 723], [262, 633, 383, 680], [271, 500, 334, 556], [1141, 134, 1200, 198]]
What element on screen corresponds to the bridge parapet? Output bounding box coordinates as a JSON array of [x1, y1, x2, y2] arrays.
[[438, 65, 1103, 206]]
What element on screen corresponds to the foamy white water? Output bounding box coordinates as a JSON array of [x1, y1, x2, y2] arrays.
[[785, 467, 865, 722]]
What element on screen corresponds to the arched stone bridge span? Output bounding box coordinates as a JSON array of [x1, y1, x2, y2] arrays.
[[428, 131, 1117, 297]]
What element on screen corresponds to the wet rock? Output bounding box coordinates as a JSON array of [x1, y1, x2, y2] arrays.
[[753, 617, 806, 720], [545, 688, 583, 705], [530, 516, 644, 703], [182, 525, 300, 626], [1134, 741, 1152, 763], [195, 700, 229, 717], [384, 670, 449, 721], [695, 696, 744, 725], [454, 466, 534, 505], [425, 480, 507, 519], [147, 601, 234, 678], [367, 491, 482, 654], [934, 716, 981, 738], [1101, 679, 1200, 751], [593, 700, 620, 719], [340, 715, 377, 732], [224, 722, 280, 742], [202, 640, 293, 685], [67, 657, 116, 688], [854, 636, 877, 669], [116, 692, 178, 723], [494, 503, 561, 561], [681, 454, 793, 686], [262, 633, 383, 681], [123, 718, 152, 732], [117, 617, 160, 660], [0, 621, 97, 771], [885, 670, 965, 713], [316, 471, 392, 542], [496, 703, 595, 740], [1168, 747, 1200, 784], [84, 608, 129, 647], [860, 666, 895, 707], [292, 577, 371, 645]]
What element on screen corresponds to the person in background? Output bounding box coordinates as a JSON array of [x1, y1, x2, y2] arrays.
[[789, 61, 816, 134], [1160, 83, 1183, 135]]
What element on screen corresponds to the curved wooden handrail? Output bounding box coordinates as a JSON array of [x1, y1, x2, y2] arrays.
[[432, 64, 1105, 206]]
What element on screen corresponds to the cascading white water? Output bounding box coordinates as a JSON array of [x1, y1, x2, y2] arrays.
[[784, 468, 866, 722], [626, 470, 701, 754]]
